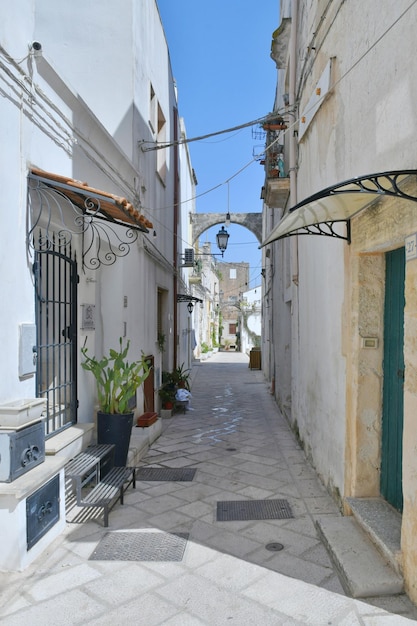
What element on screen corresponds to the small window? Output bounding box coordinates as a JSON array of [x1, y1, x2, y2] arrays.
[[229, 268, 237, 279], [229, 323, 236, 334], [156, 103, 167, 181], [149, 83, 157, 132]]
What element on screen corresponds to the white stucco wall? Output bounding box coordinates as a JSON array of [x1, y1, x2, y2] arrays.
[[241, 286, 262, 354], [0, 0, 183, 420]]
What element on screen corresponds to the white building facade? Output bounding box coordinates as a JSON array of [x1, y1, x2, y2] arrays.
[[262, 0, 417, 603], [240, 286, 262, 355], [0, 0, 195, 568]]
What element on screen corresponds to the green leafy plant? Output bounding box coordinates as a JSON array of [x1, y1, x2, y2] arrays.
[[157, 332, 166, 353], [201, 342, 210, 353], [158, 384, 176, 408], [81, 338, 151, 414], [171, 363, 191, 390]]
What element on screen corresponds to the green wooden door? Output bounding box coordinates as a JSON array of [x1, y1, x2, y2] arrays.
[[380, 247, 405, 512]]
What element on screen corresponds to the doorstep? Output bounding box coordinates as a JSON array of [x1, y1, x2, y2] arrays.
[[316, 515, 403, 598], [345, 497, 402, 574]]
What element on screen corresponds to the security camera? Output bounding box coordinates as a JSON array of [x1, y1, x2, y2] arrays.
[[30, 41, 42, 56]]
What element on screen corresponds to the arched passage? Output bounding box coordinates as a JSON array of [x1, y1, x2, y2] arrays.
[[191, 213, 262, 244]]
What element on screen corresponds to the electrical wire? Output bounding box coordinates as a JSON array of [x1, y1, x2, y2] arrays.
[[139, 111, 286, 152], [143, 0, 417, 215], [3, 0, 415, 255]]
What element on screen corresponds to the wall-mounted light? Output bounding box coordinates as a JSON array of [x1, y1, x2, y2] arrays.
[[187, 302, 194, 314]]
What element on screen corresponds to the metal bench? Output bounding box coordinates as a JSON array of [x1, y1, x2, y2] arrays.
[[65, 444, 136, 526], [65, 444, 115, 504], [174, 400, 189, 414], [78, 466, 136, 527]]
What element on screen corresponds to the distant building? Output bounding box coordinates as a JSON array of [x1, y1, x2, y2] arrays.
[[217, 261, 249, 350], [240, 286, 262, 355]]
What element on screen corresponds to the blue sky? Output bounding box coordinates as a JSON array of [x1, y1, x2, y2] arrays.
[[157, 0, 279, 288]]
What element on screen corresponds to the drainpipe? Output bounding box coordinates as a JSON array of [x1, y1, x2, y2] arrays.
[[173, 106, 179, 369], [290, 0, 299, 285], [289, 0, 299, 423]]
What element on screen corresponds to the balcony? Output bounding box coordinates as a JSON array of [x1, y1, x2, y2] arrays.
[[263, 176, 290, 209], [189, 274, 201, 284]]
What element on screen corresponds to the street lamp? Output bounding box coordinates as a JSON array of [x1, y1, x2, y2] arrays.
[[216, 226, 230, 257]]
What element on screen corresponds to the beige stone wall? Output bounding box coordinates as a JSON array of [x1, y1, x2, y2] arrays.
[[347, 177, 417, 600], [402, 247, 417, 600], [345, 251, 384, 499]]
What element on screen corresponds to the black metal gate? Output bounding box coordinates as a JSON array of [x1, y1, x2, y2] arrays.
[[33, 235, 78, 438]]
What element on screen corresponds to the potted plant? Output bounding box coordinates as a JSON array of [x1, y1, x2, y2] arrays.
[[81, 338, 151, 466], [158, 385, 176, 410], [157, 332, 166, 353], [171, 363, 191, 390]]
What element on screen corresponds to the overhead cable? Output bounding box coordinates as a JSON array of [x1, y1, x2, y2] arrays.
[[139, 111, 288, 152]]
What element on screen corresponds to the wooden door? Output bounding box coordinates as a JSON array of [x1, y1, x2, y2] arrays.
[[380, 247, 405, 511]]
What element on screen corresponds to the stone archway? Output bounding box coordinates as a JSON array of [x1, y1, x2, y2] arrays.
[[191, 213, 262, 244]]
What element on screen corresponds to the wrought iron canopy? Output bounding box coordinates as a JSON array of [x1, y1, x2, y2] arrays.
[[28, 168, 153, 269], [177, 294, 203, 304], [261, 170, 417, 247]]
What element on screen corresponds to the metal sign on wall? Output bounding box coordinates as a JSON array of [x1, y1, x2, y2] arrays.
[[405, 233, 417, 261]]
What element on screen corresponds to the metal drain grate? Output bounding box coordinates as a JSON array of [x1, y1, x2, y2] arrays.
[[217, 499, 293, 521], [135, 467, 196, 481], [89, 531, 189, 562]]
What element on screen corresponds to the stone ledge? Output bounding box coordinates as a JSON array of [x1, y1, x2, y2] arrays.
[[0, 456, 67, 500], [45, 423, 94, 458], [316, 516, 403, 598], [345, 497, 402, 574]]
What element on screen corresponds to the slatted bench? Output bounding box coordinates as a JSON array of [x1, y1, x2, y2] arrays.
[[65, 444, 136, 526], [65, 444, 115, 504], [174, 400, 189, 414], [78, 466, 136, 527]]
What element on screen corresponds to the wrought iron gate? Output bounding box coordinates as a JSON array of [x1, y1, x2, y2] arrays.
[[33, 236, 78, 437]]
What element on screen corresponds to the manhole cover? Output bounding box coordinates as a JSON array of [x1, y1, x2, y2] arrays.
[[89, 531, 189, 561], [216, 499, 293, 521], [135, 467, 196, 481], [266, 542, 284, 552]]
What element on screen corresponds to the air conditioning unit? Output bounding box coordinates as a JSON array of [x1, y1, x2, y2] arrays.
[[182, 248, 194, 267]]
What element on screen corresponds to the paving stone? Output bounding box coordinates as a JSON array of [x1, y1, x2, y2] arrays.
[[3, 353, 416, 624]]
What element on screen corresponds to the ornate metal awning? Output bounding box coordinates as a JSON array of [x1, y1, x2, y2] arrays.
[[261, 170, 417, 247], [177, 294, 203, 304], [28, 168, 153, 269]]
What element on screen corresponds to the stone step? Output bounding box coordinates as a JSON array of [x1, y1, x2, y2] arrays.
[[345, 497, 402, 575], [316, 516, 403, 598]]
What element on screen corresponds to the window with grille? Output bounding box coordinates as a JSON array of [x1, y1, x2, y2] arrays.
[[33, 240, 78, 438]]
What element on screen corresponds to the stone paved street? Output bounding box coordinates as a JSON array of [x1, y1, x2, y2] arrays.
[[1, 352, 417, 624]]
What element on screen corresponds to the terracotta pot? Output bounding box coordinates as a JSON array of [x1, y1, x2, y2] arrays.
[[136, 412, 158, 427]]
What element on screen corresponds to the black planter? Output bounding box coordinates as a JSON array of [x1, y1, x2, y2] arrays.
[[97, 411, 134, 467]]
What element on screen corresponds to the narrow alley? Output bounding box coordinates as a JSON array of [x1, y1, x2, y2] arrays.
[[1, 353, 416, 625]]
